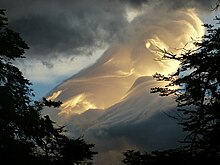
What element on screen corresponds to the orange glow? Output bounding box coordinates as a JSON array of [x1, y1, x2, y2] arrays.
[[47, 90, 62, 100], [59, 94, 98, 115]]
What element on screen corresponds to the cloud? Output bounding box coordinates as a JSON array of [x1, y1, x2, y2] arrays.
[[1, 0, 128, 60], [0, 0, 214, 60], [43, 7, 205, 164], [46, 8, 204, 116], [0, 0, 214, 85], [125, 0, 216, 11], [53, 77, 184, 165], [16, 48, 105, 84]]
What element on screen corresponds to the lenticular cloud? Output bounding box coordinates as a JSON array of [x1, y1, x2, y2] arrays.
[[48, 9, 204, 117], [46, 8, 204, 164]]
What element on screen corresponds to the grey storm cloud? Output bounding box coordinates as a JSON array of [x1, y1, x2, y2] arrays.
[[125, 0, 215, 10], [0, 0, 127, 59], [0, 0, 216, 61]]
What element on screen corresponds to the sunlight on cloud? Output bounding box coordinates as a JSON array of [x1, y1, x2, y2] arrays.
[[47, 90, 62, 100], [47, 9, 204, 117], [59, 93, 98, 116], [44, 7, 205, 165]]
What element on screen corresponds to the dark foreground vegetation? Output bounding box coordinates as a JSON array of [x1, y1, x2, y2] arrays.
[[0, 9, 96, 165], [122, 2, 220, 165]]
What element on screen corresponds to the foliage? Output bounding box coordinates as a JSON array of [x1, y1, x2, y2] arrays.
[[122, 148, 218, 165], [142, 16, 220, 165], [151, 22, 220, 158], [0, 9, 96, 165], [122, 149, 188, 165], [123, 6, 220, 165]]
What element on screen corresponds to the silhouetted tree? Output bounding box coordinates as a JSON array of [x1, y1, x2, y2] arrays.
[[0, 9, 96, 165], [150, 16, 220, 165], [123, 3, 220, 165], [122, 148, 218, 165]]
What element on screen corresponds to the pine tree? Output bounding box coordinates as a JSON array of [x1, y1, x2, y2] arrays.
[[0, 9, 96, 165], [122, 21, 220, 165], [151, 19, 220, 163]]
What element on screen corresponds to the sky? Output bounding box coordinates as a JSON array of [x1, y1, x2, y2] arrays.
[[0, 0, 218, 164], [0, 0, 217, 99]]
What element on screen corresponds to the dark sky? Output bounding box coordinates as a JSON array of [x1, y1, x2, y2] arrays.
[[0, 0, 215, 60]]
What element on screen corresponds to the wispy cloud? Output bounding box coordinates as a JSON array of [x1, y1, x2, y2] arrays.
[[45, 7, 205, 164]]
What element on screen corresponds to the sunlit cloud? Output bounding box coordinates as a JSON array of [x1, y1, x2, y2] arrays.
[[47, 9, 204, 116], [44, 8, 204, 164]]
